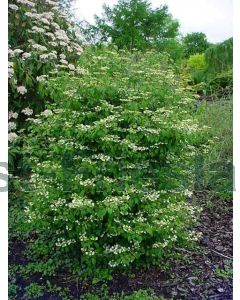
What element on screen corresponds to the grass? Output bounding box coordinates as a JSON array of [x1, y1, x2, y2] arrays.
[[195, 94, 233, 198]]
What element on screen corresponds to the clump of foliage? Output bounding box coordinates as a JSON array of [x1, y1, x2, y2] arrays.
[[204, 38, 233, 95], [81, 0, 179, 52], [185, 53, 207, 84], [206, 70, 233, 96], [183, 32, 210, 58], [83, 289, 166, 299], [155, 38, 184, 62], [22, 48, 202, 281]]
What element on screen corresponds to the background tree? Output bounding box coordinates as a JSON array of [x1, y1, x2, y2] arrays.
[[205, 37, 233, 74], [83, 0, 179, 51], [183, 32, 210, 57]]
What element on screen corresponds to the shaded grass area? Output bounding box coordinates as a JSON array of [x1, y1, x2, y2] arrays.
[[194, 95, 233, 198]]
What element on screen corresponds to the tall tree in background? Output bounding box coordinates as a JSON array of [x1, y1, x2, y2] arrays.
[[183, 32, 210, 57], [83, 0, 179, 51]]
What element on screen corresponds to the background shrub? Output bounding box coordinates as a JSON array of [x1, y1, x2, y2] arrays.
[[8, 0, 83, 125], [8, 0, 83, 172], [185, 53, 207, 84]]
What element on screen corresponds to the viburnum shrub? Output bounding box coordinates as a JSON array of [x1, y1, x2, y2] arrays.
[[23, 48, 202, 281], [8, 0, 83, 141]]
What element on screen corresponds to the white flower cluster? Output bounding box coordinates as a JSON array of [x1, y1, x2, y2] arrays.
[[8, 62, 14, 78], [103, 194, 130, 206], [17, 86, 27, 95], [41, 109, 53, 117], [9, 4, 19, 10], [22, 107, 33, 116], [74, 175, 95, 187], [8, 122, 17, 131], [32, 43, 48, 52], [105, 244, 128, 255], [68, 194, 94, 209], [8, 132, 18, 143], [50, 198, 66, 211], [56, 237, 76, 248], [91, 154, 112, 162], [16, 0, 35, 7], [9, 111, 18, 119]]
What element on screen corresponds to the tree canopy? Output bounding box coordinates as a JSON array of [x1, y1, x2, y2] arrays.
[[183, 32, 210, 57], [82, 0, 179, 51]]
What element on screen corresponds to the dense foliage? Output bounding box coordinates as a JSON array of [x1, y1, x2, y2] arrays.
[[21, 48, 202, 281], [205, 38, 233, 75], [183, 32, 210, 58], [185, 53, 207, 84], [82, 0, 179, 52]]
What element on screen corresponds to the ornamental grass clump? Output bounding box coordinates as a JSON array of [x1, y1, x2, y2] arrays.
[[23, 48, 202, 281]]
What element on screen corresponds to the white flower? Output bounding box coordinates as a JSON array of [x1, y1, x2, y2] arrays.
[[36, 75, 48, 82], [32, 44, 47, 51], [9, 111, 18, 120], [60, 54, 66, 60], [8, 122, 17, 131], [8, 132, 18, 143], [8, 49, 14, 56], [16, 0, 35, 7], [55, 29, 69, 42], [41, 18, 51, 25], [41, 109, 53, 117], [45, 32, 55, 40], [60, 59, 68, 65], [8, 67, 14, 78], [22, 52, 31, 60], [9, 4, 18, 10], [22, 107, 33, 116], [49, 41, 58, 47], [17, 86, 27, 95], [59, 41, 67, 47], [45, 0, 58, 6], [31, 26, 45, 34], [40, 54, 49, 60], [52, 22, 60, 30], [76, 67, 85, 75], [48, 52, 57, 59], [13, 49, 23, 55], [41, 12, 54, 20], [68, 64, 75, 70]]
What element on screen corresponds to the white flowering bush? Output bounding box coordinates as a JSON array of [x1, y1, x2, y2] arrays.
[[8, 0, 83, 171], [8, 0, 83, 127], [23, 48, 202, 281]]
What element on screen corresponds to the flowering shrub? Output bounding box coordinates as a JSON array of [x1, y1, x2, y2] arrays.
[[8, 0, 83, 143], [23, 48, 202, 280]]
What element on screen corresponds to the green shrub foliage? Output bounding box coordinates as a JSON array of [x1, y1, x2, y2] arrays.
[[186, 53, 207, 84], [23, 48, 202, 280]]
